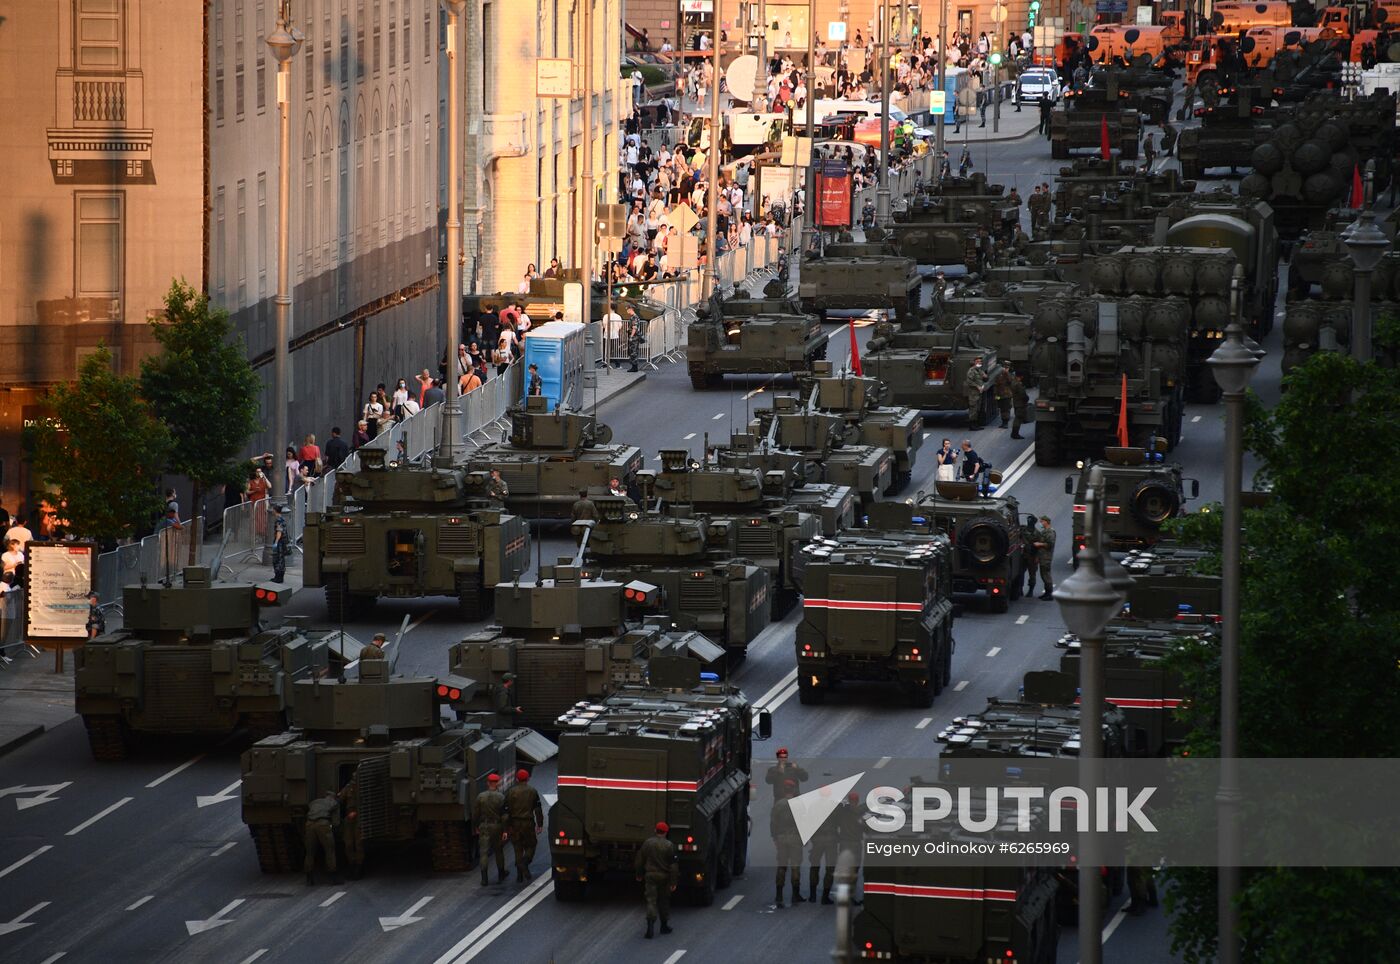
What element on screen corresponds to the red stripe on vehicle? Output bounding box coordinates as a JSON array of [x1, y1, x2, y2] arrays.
[[804, 598, 923, 612]]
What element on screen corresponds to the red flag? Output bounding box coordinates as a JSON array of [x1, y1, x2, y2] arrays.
[[849, 321, 863, 376], [1116, 373, 1130, 448], [1100, 116, 1112, 160], [1351, 164, 1365, 208]]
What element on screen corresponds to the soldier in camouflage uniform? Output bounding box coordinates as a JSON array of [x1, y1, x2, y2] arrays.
[[1021, 514, 1042, 598], [271, 504, 289, 583], [302, 789, 342, 885], [635, 821, 678, 938], [626, 314, 645, 373], [358, 632, 387, 661], [1010, 371, 1030, 439], [486, 469, 510, 504], [473, 772, 508, 885], [504, 768, 544, 882], [965, 357, 989, 427], [1034, 515, 1056, 599], [992, 368, 1013, 429], [770, 783, 805, 907]]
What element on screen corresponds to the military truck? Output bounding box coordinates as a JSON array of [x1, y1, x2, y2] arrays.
[[74, 567, 338, 760], [860, 317, 1003, 423], [1050, 72, 1143, 160], [1066, 445, 1198, 552], [798, 241, 922, 322], [913, 479, 1024, 613], [685, 284, 829, 390], [463, 396, 644, 519], [792, 503, 955, 706], [304, 446, 530, 620], [851, 794, 1061, 964], [585, 498, 773, 654], [240, 660, 529, 875], [746, 393, 899, 502], [1122, 543, 1222, 619], [794, 362, 924, 487], [549, 659, 769, 904], [1177, 84, 1278, 180]]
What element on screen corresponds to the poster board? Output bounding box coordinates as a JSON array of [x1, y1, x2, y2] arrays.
[[815, 161, 853, 227], [24, 542, 96, 639]]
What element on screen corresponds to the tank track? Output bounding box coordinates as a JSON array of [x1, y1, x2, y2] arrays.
[[83, 715, 130, 761], [429, 820, 472, 872]]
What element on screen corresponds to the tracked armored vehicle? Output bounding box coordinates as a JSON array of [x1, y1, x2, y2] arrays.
[[798, 241, 921, 321], [304, 446, 530, 620], [1067, 445, 1198, 552], [860, 317, 1004, 422], [74, 567, 337, 760], [794, 362, 924, 487], [887, 190, 1018, 268], [686, 284, 828, 389], [747, 393, 899, 501], [912, 480, 1024, 613], [1050, 72, 1143, 160]]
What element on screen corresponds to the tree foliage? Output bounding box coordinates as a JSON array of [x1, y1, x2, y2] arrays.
[[1163, 347, 1400, 963], [27, 346, 171, 543]]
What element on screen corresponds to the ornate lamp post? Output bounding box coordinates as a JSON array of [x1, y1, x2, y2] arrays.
[[1341, 210, 1389, 365]]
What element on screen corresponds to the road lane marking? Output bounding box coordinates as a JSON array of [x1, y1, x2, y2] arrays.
[[211, 841, 237, 857], [996, 444, 1038, 494], [66, 797, 132, 835], [39, 954, 65, 964], [915, 718, 933, 730], [125, 896, 153, 911], [408, 610, 436, 631], [147, 754, 206, 788], [986, 646, 1001, 657], [436, 877, 555, 963], [1015, 615, 1028, 625], [0, 844, 52, 880], [722, 895, 744, 910], [1191, 415, 1201, 423], [683, 433, 696, 440], [954, 680, 969, 691], [874, 756, 891, 769], [320, 891, 346, 908], [196, 780, 243, 808], [663, 952, 688, 964], [236, 952, 268, 964]]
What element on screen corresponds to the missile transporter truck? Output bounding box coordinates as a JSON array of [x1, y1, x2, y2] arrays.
[[549, 659, 769, 904], [1281, 246, 1400, 373], [1161, 195, 1280, 340], [799, 242, 921, 322], [747, 394, 899, 502], [240, 660, 524, 875], [795, 363, 924, 487], [75, 567, 334, 760], [686, 285, 828, 390], [304, 446, 530, 620], [860, 318, 1004, 424], [463, 397, 644, 519], [851, 794, 1060, 964], [792, 503, 955, 707], [1067, 445, 1198, 552], [1050, 73, 1143, 160], [912, 480, 1025, 613], [585, 498, 773, 654]]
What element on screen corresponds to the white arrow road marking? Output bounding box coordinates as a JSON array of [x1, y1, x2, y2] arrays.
[[0, 783, 72, 810], [67, 797, 131, 835], [0, 902, 50, 936], [0, 844, 52, 880], [185, 899, 245, 936], [196, 780, 243, 808], [126, 896, 153, 911], [147, 754, 205, 788], [379, 896, 434, 932]]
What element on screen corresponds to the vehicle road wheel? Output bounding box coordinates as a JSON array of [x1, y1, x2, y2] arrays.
[[716, 823, 735, 889], [429, 820, 472, 872], [456, 572, 486, 621], [553, 878, 588, 902], [797, 674, 825, 705], [906, 673, 936, 708], [1034, 422, 1065, 466], [83, 714, 130, 761]]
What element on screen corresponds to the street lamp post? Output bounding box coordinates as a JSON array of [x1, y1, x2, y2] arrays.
[[877, 0, 892, 226], [1054, 465, 1129, 964], [935, 0, 948, 164], [438, 0, 467, 466], [1341, 209, 1389, 365], [801, 0, 817, 255], [706, 0, 723, 295], [751, 0, 767, 110], [1206, 318, 1260, 964]]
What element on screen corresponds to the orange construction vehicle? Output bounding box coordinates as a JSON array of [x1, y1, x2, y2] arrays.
[[1085, 23, 1187, 66], [1238, 26, 1340, 68], [1035, 31, 1086, 71], [1210, 1, 1292, 35]]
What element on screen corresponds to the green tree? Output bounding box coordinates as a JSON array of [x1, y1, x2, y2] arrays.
[[1163, 341, 1400, 963], [140, 279, 262, 562], [27, 346, 171, 544]]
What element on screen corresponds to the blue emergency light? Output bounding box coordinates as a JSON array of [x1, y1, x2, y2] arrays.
[[700, 672, 720, 682]]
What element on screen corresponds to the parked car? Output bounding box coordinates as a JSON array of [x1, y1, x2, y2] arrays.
[[1016, 68, 1062, 105]]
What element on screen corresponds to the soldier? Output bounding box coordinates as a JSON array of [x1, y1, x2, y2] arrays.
[[339, 782, 365, 877], [807, 791, 840, 904], [834, 791, 866, 905], [635, 821, 678, 937], [527, 363, 544, 397], [1010, 370, 1030, 439], [1142, 130, 1156, 171], [358, 632, 387, 661], [486, 469, 510, 504], [765, 747, 808, 800], [1160, 120, 1177, 158], [1027, 186, 1048, 237], [473, 772, 508, 885], [1033, 515, 1057, 599], [965, 356, 989, 427], [1021, 513, 1042, 598], [271, 504, 289, 584], [1126, 864, 1160, 914], [86, 592, 105, 639], [770, 782, 805, 907], [932, 270, 948, 304], [627, 312, 645, 373], [492, 673, 522, 722], [992, 368, 1013, 429], [570, 488, 598, 548], [1037, 92, 1053, 136], [303, 789, 342, 885], [504, 768, 544, 882], [1011, 224, 1030, 257]]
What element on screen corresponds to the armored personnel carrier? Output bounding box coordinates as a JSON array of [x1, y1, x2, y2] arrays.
[[798, 241, 921, 321], [304, 446, 530, 620], [860, 317, 1003, 422], [549, 659, 769, 904], [240, 660, 527, 875], [912, 479, 1024, 613], [747, 393, 899, 501], [74, 567, 338, 760], [1122, 543, 1222, 619], [794, 362, 924, 487], [685, 284, 828, 390], [585, 498, 773, 654], [463, 396, 644, 519], [1066, 445, 1198, 552], [1050, 71, 1143, 160], [851, 794, 1061, 964], [792, 503, 955, 706], [887, 190, 1018, 268]]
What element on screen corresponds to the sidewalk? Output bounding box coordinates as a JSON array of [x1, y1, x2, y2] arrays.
[[937, 101, 1041, 145]]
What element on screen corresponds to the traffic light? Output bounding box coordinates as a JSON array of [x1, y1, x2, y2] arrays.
[[1028, 0, 1040, 28], [989, 52, 1003, 66]]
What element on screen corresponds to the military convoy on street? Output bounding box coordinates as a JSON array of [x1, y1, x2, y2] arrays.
[[1067, 445, 1198, 552], [685, 284, 828, 389], [912, 480, 1025, 613]]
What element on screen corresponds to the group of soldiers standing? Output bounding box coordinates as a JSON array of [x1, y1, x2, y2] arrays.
[[964, 356, 1030, 437], [766, 748, 866, 908]]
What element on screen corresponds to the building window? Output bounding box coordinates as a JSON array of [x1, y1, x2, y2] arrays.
[[388, 107, 397, 240], [424, 0, 430, 60], [338, 107, 350, 293], [75, 193, 123, 298], [304, 13, 314, 96], [389, 0, 397, 69], [76, 0, 124, 71], [402, 97, 412, 232], [423, 114, 431, 228], [373, 0, 382, 75], [258, 173, 268, 297], [303, 128, 315, 267], [235, 0, 245, 119], [372, 107, 382, 243], [323, 6, 332, 89], [482, 2, 493, 113], [356, 111, 366, 251], [237, 180, 248, 305], [322, 129, 333, 263], [258, 0, 268, 109], [403, 0, 410, 65], [356, 2, 365, 81], [215, 0, 226, 123], [215, 188, 227, 296]]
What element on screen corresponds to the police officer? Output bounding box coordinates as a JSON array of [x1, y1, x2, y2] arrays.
[[965, 356, 989, 427], [303, 789, 342, 885], [271, 504, 289, 583], [1010, 370, 1030, 439], [1021, 513, 1042, 598], [770, 782, 805, 907], [992, 368, 1013, 429], [358, 632, 387, 661], [486, 469, 509, 504], [765, 747, 808, 800], [1033, 515, 1057, 599], [473, 773, 508, 885], [635, 821, 678, 937], [504, 768, 544, 882], [527, 363, 544, 397]]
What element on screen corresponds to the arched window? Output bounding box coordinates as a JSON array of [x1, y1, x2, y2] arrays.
[[372, 100, 383, 244], [401, 92, 412, 233], [387, 96, 398, 241], [338, 101, 350, 267], [321, 114, 333, 263], [302, 122, 315, 268], [355, 98, 366, 252]]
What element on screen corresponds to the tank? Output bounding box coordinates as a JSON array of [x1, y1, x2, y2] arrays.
[[792, 506, 955, 707], [910, 480, 1024, 613], [793, 363, 924, 486], [1066, 445, 1198, 552], [1049, 71, 1144, 160], [798, 241, 922, 321], [859, 318, 1004, 422], [741, 393, 899, 503], [74, 567, 340, 760], [548, 672, 764, 905], [303, 446, 531, 620], [240, 660, 542, 875], [463, 396, 644, 519], [685, 283, 829, 390]]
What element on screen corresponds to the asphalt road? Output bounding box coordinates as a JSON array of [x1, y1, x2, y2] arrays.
[[0, 108, 1270, 964]]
